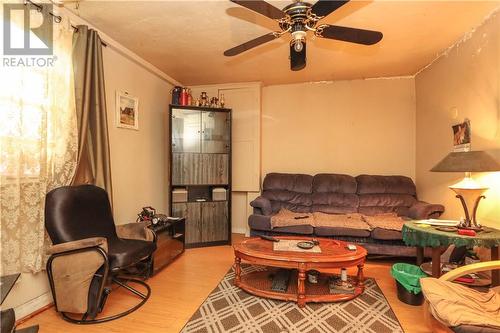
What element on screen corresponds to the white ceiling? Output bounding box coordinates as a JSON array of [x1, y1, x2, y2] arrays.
[[70, 1, 500, 85]]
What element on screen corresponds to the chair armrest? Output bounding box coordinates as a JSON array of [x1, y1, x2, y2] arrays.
[[250, 196, 273, 216], [47, 237, 108, 255], [439, 260, 500, 282], [46, 238, 109, 314], [408, 201, 445, 220], [116, 222, 154, 242]]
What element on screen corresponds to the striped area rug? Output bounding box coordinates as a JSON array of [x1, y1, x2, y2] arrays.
[[181, 265, 403, 333]]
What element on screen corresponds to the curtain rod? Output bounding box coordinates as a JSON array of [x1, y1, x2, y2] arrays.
[[23, 0, 107, 47]]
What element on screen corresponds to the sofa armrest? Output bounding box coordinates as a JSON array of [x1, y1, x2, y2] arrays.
[[116, 222, 155, 242], [47, 237, 108, 255], [250, 196, 273, 216], [408, 201, 445, 220]]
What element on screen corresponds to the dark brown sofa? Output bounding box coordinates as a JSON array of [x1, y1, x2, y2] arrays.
[[248, 173, 445, 256]]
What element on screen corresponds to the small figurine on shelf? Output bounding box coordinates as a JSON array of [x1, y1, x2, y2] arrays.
[[200, 92, 208, 107], [219, 93, 225, 108], [210, 97, 219, 108]]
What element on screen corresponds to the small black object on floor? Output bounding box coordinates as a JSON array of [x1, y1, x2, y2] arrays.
[[270, 269, 291, 293]]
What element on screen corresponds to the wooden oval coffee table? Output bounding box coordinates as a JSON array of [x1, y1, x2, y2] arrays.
[[233, 236, 367, 308]]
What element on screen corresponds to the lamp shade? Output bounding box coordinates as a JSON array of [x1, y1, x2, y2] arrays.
[[430, 151, 500, 172]]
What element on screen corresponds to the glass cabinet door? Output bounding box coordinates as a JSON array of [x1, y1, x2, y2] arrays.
[[172, 108, 201, 153], [201, 111, 230, 154]]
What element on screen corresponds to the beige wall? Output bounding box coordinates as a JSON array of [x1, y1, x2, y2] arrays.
[[261, 78, 417, 179], [4, 45, 173, 317], [415, 12, 500, 227], [189, 83, 261, 235], [104, 47, 172, 225]]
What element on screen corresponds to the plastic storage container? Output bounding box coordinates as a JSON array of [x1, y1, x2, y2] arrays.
[[391, 263, 427, 306], [212, 188, 227, 201], [172, 188, 188, 203]]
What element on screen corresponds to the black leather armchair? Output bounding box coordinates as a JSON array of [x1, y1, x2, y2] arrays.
[[44, 185, 156, 324]]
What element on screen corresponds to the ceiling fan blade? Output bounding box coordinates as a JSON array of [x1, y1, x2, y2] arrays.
[[311, 0, 349, 17], [224, 32, 280, 56], [230, 0, 285, 20], [316, 25, 383, 45]]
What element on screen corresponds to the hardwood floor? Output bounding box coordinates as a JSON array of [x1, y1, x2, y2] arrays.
[[18, 234, 430, 332]]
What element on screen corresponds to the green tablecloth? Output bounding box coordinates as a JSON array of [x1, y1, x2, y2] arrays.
[[402, 221, 500, 248]]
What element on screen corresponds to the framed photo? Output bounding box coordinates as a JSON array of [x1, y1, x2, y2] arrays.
[[116, 91, 139, 130], [452, 119, 471, 152]]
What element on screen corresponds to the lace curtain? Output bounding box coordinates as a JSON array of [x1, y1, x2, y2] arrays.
[[0, 17, 78, 274]]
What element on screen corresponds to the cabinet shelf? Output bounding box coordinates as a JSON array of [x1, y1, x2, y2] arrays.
[[172, 200, 228, 204], [170, 104, 231, 112]]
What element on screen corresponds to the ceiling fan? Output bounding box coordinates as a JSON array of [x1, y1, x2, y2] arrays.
[[224, 0, 383, 71]]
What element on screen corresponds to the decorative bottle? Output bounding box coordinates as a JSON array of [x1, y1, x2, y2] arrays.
[[340, 268, 347, 282], [181, 88, 188, 106], [220, 93, 225, 108], [187, 89, 192, 106]]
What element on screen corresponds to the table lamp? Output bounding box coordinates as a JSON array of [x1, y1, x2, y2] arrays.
[[431, 151, 500, 231]]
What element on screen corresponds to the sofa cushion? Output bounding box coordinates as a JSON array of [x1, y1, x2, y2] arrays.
[[358, 193, 416, 216], [359, 193, 416, 207], [311, 193, 358, 214], [263, 190, 312, 213], [248, 214, 313, 234], [357, 174, 417, 216], [270, 209, 314, 229], [311, 174, 358, 214], [359, 206, 411, 217], [273, 225, 314, 235], [315, 226, 371, 238], [370, 228, 402, 240], [262, 173, 313, 213], [356, 175, 416, 195], [263, 173, 313, 193], [312, 212, 371, 238], [312, 173, 357, 194]]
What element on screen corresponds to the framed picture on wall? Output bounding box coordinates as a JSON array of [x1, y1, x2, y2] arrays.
[[116, 91, 139, 130], [452, 119, 471, 152]]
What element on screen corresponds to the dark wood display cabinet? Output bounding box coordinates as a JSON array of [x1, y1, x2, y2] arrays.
[[168, 105, 231, 248]]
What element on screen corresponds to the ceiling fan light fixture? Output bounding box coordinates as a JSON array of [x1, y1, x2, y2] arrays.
[[291, 30, 306, 52], [293, 39, 304, 52], [225, 0, 383, 71]]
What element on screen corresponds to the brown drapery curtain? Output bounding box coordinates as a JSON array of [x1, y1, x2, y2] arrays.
[[71, 25, 113, 203]]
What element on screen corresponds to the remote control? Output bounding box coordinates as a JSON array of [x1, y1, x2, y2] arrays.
[[260, 235, 280, 242], [270, 269, 291, 293], [346, 244, 357, 251]]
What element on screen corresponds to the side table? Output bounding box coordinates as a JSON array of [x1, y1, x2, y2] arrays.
[[148, 218, 185, 275], [402, 221, 500, 286]]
